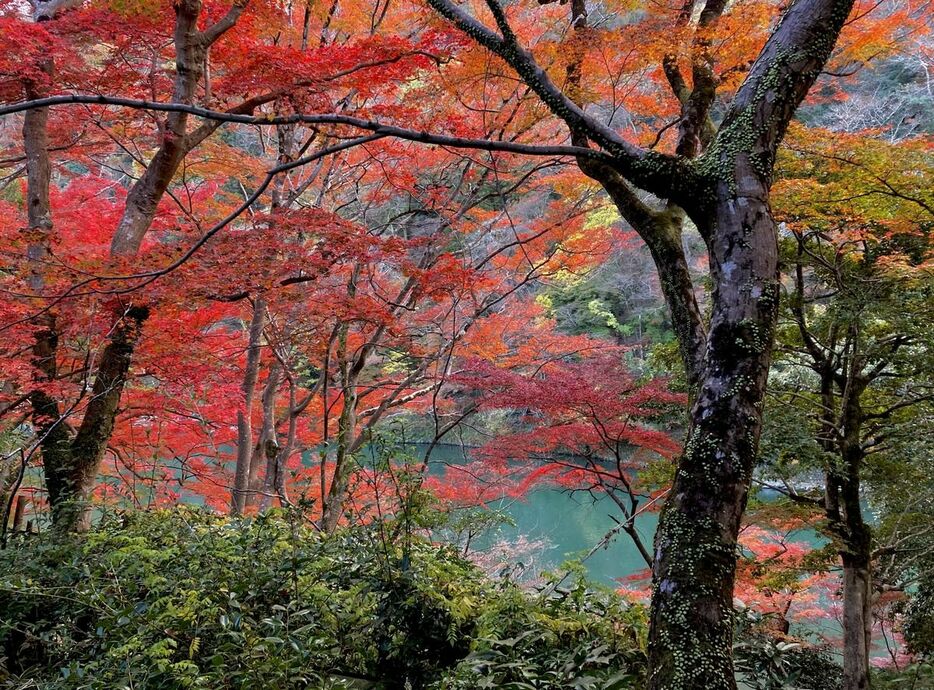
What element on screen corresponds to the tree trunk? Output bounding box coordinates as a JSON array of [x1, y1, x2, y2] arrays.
[[578, 161, 708, 390], [21, 49, 80, 529], [641, 0, 855, 682], [261, 374, 299, 511], [111, 141, 190, 255], [11, 495, 27, 533], [249, 361, 280, 509], [109, 0, 206, 256], [44, 306, 149, 531], [801, 276, 876, 689], [109, 0, 254, 255], [843, 552, 873, 690], [647, 180, 779, 690], [840, 389, 873, 690], [321, 342, 357, 533], [231, 297, 265, 515]]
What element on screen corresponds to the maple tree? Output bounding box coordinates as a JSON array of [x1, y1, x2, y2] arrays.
[[0, 0, 483, 530], [734, 517, 837, 644], [444, 347, 683, 565], [0, 0, 623, 533], [0, 0, 927, 688]]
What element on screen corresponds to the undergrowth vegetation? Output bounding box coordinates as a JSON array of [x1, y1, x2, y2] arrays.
[[2, 507, 926, 689], [0, 508, 647, 689]]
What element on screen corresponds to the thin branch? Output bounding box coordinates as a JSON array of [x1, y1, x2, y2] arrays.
[[0, 95, 610, 162]]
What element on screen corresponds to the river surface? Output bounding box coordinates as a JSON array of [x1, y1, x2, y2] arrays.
[[418, 443, 880, 656], [475, 479, 660, 586], [421, 442, 659, 586]]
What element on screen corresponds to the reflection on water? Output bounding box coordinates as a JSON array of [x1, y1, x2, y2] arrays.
[[421, 443, 659, 586], [485, 488, 660, 586]]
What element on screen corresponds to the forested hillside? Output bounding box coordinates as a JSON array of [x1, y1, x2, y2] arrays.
[[0, 0, 931, 688]]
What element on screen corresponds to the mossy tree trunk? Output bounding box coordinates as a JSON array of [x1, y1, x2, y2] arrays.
[[641, 0, 857, 666], [536, 0, 855, 686], [645, 180, 779, 689], [424, 0, 858, 686]]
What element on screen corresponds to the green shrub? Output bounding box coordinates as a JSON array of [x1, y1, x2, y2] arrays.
[[734, 635, 842, 690], [903, 577, 934, 657], [0, 507, 646, 690], [872, 661, 934, 689], [436, 577, 646, 689], [733, 608, 843, 690]]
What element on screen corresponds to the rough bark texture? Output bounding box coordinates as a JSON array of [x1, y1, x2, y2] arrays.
[[23, 69, 62, 484], [421, 0, 858, 685], [31, 286, 151, 530], [50, 307, 150, 530], [20, 17, 73, 530], [647, 179, 779, 689], [23, 96, 52, 246], [23, 61, 55, 400], [643, 1, 856, 686]]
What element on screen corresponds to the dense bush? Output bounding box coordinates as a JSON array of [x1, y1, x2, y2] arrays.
[[0, 508, 647, 689], [903, 576, 934, 658], [734, 635, 843, 690], [733, 608, 843, 690], [872, 661, 934, 690], [436, 576, 647, 690]]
